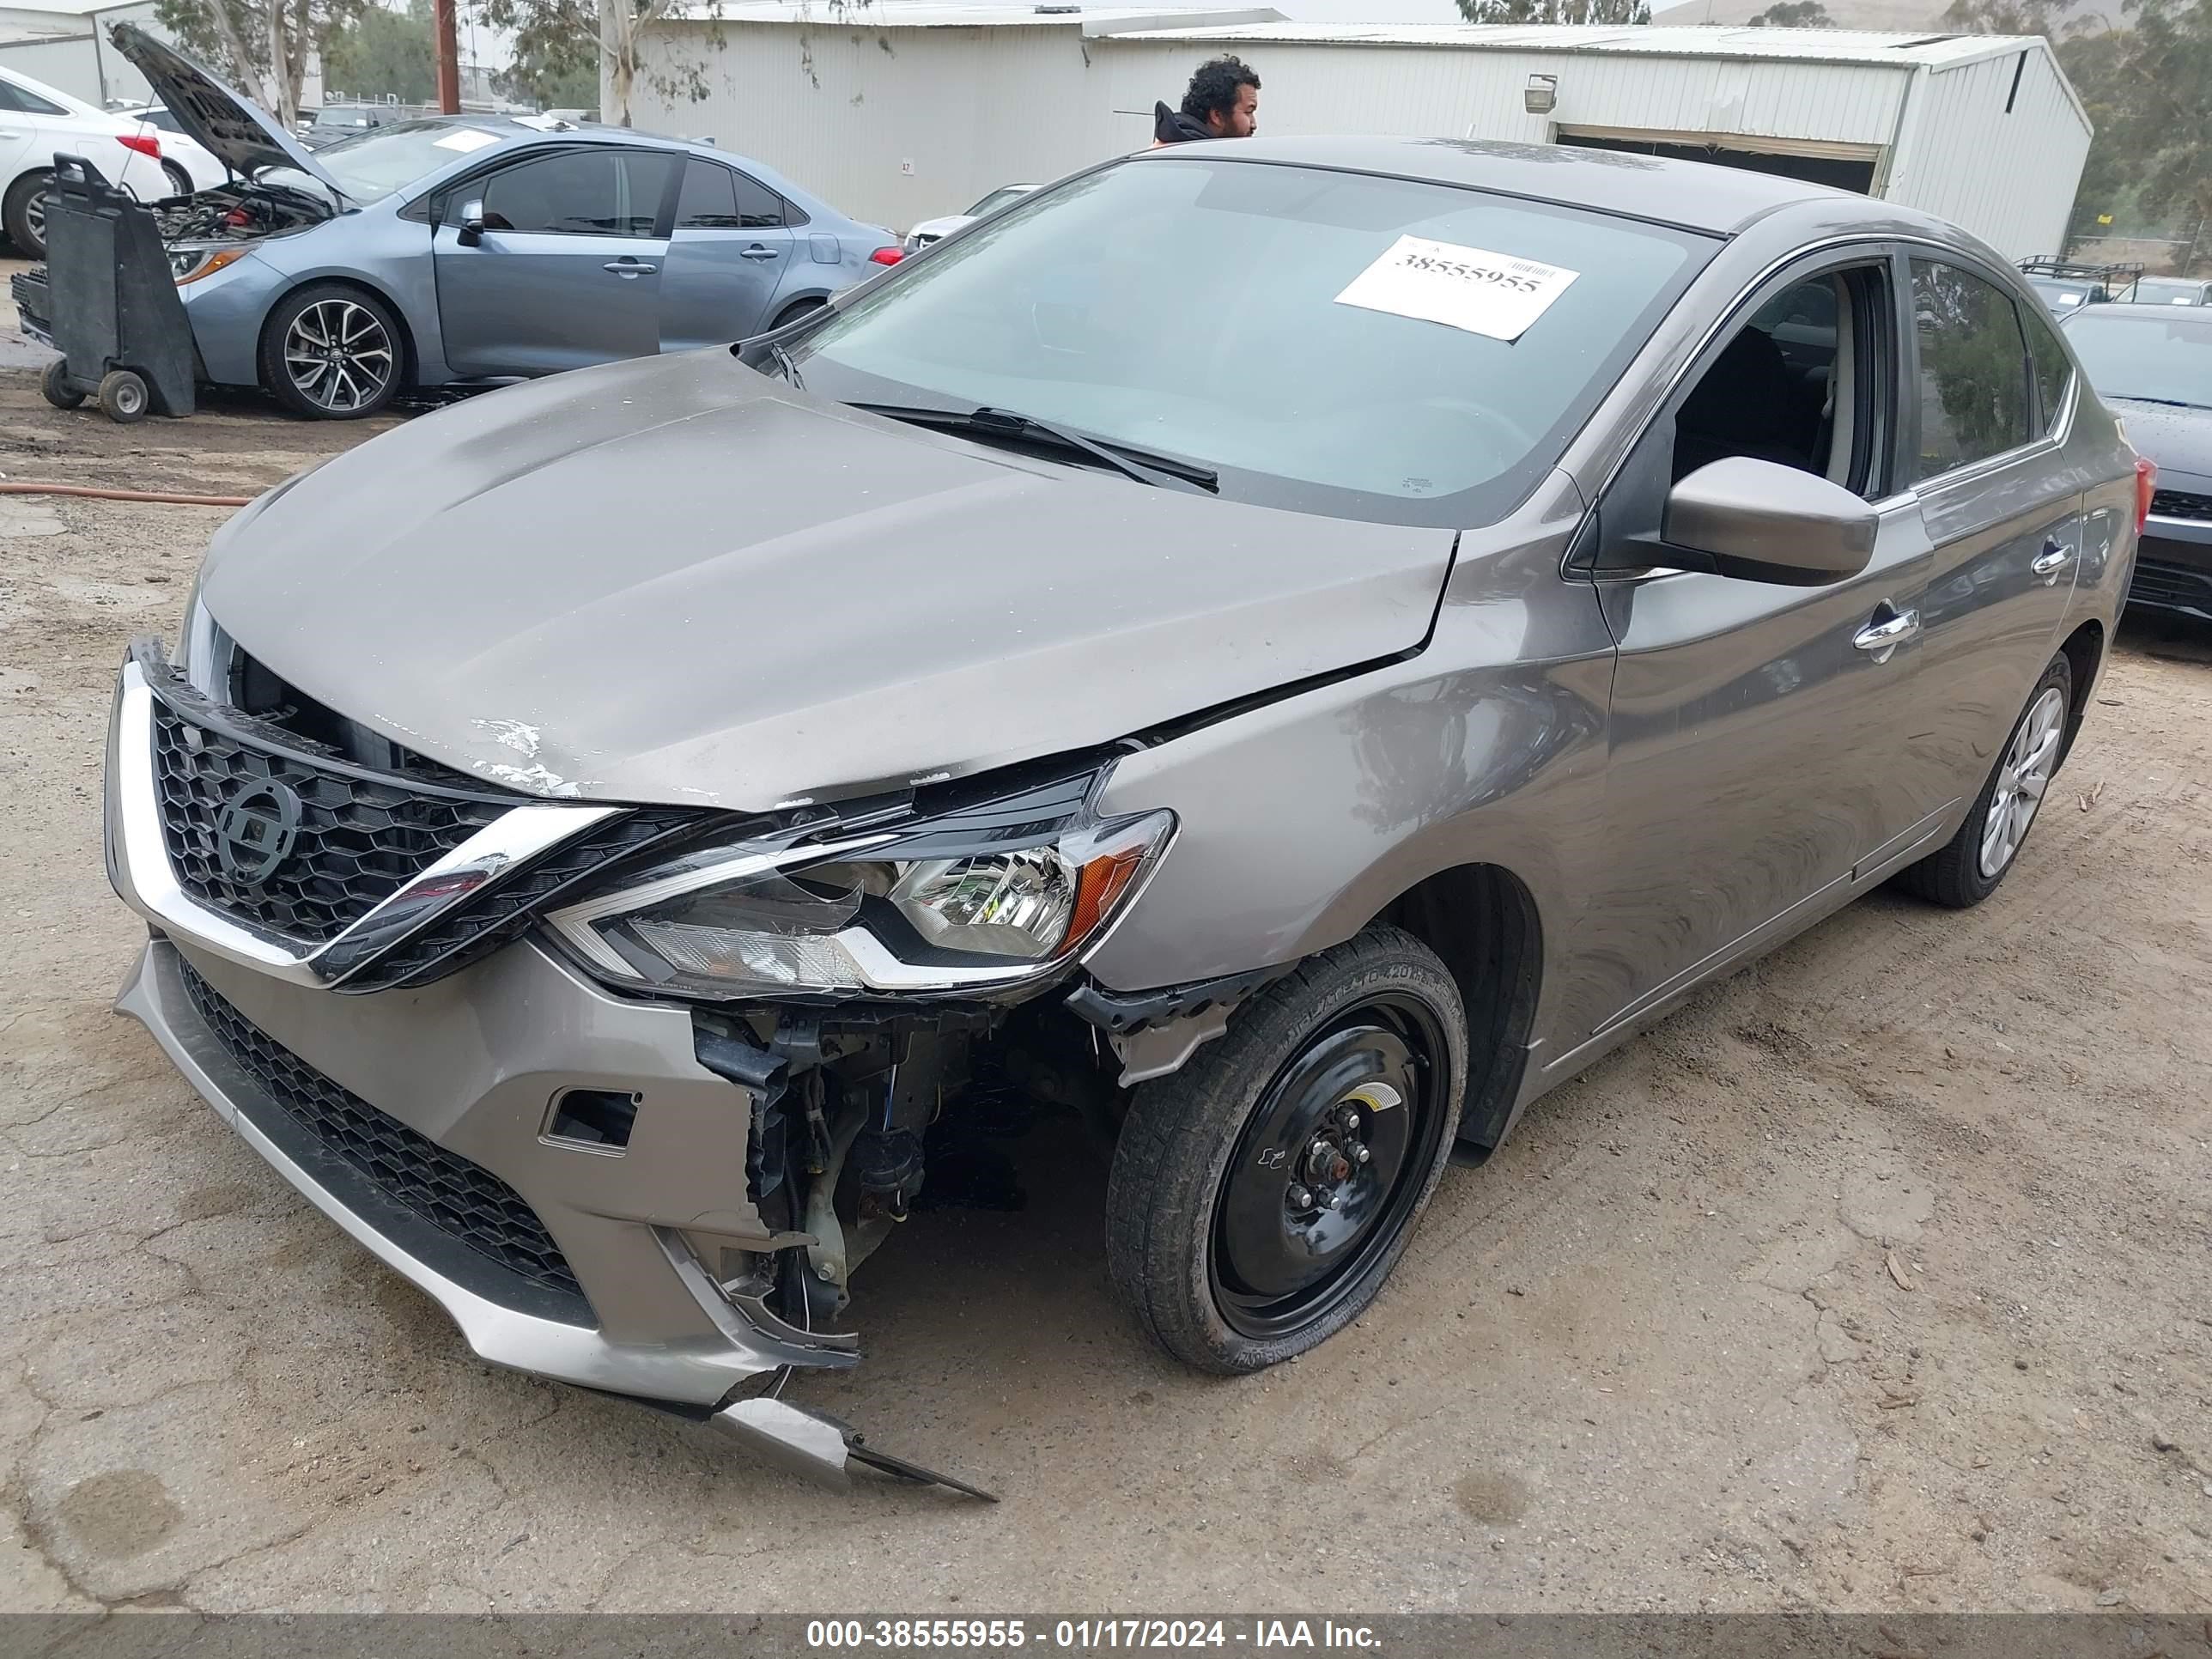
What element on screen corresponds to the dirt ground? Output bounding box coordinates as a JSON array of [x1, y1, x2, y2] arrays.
[[1, 298, 2209, 1615]]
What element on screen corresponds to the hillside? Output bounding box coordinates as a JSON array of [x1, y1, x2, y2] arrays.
[[1650, 0, 2113, 29]]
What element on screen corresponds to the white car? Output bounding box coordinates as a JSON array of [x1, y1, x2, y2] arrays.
[[111, 103, 233, 191], [0, 65, 209, 257], [903, 182, 1038, 252]]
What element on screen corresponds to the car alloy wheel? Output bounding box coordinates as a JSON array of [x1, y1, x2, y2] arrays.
[[1978, 684, 2066, 878], [1207, 991, 1449, 1342], [22, 185, 45, 250], [283, 298, 394, 415]]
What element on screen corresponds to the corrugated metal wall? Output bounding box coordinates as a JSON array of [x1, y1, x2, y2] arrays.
[[1094, 37, 1910, 153], [629, 21, 1115, 233], [1885, 52, 2088, 259], [632, 24, 2086, 256]]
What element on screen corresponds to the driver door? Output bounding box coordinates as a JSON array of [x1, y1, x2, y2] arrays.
[[1571, 250, 1940, 1036], [433, 147, 678, 378]]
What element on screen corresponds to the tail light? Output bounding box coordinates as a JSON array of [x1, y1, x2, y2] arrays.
[[2135, 456, 2157, 534], [869, 246, 903, 266], [118, 133, 162, 160]]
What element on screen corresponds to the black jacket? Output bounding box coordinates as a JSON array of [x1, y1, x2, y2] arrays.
[[1153, 101, 1215, 144]]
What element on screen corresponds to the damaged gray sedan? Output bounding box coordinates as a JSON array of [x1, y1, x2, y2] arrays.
[[106, 137, 2143, 1490]]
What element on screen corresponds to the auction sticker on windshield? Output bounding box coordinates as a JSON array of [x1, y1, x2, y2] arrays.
[[1334, 236, 1579, 342]]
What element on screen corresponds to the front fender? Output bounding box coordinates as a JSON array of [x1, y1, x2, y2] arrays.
[[1083, 474, 1614, 1070]]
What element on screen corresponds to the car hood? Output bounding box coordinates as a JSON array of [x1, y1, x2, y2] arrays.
[[2113, 397, 2212, 490], [197, 350, 1457, 811], [107, 22, 343, 195]]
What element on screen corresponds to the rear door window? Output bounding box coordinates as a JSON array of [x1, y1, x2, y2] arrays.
[[1911, 259, 2033, 482], [2021, 303, 2074, 434], [675, 158, 740, 228], [0, 79, 67, 117]]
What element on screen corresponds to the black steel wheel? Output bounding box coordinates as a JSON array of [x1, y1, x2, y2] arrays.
[[40, 358, 83, 410], [1106, 926, 1467, 1373]]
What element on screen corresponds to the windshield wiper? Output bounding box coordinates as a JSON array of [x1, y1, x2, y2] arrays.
[[768, 343, 805, 392], [2115, 394, 2210, 410], [849, 402, 1218, 494]]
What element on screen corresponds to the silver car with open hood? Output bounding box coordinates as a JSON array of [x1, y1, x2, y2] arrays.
[[106, 136, 2143, 1491]]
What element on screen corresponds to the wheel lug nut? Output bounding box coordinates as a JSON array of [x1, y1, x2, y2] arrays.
[[1288, 1184, 1314, 1210], [1352, 1142, 1370, 1164]]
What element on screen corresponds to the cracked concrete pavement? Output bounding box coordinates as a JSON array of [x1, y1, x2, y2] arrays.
[[1, 349, 2209, 1614]]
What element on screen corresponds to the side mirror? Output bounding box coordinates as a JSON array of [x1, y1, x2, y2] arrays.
[[456, 198, 487, 247], [1662, 457, 1878, 586]]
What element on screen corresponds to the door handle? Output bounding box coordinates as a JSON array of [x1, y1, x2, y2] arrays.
[[2031, 539, 2075, 580], [739, 246, 781, 261], [602, 259, 656, 277], [1852, 608, 1920, 661]]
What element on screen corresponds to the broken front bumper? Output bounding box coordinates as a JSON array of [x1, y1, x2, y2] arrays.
[[116, 934, 854, 1404], [104, 652, 854, 1409]]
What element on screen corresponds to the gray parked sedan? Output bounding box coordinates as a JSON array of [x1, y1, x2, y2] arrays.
[[94, 27, 900, 418], [106, 136, 2143, 1489]]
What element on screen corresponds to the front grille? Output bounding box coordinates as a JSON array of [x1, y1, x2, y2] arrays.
[[179, 957, 585, 1301], [344, 805, 726, 993], [12, 268, 49, 336], [153, 702, 507, 944], [2130, 556, 2212, 614], [2150, 489, 2212, 523]]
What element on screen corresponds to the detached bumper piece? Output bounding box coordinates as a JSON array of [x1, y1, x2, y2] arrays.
[[713, 1397, 998, 1501]]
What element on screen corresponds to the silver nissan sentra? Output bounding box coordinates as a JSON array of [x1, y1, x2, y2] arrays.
[[105, 137, 2145, 1491]]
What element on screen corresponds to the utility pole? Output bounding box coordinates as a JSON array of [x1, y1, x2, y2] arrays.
[[434, 0, 462, 112]]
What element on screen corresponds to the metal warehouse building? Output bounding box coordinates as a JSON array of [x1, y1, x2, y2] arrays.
[[629, 7, 2089, 258]]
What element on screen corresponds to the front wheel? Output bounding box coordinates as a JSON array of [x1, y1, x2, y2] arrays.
[[1105, 926, 1467, 1374], [258, 283, 403, 419], [1895, 651, 2073, 908]]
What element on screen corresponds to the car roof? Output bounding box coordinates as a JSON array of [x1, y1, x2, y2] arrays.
[[2062, 302, 2212, 329], [1136, 135, 1896, 237], [362, 114, 838, 217]]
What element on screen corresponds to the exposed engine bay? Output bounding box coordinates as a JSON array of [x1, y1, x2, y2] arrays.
[[154, 179, 330, 281]]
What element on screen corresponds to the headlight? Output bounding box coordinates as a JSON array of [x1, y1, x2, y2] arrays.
[[548, 793, 1173, 1000], [170, 245, 247, 286]]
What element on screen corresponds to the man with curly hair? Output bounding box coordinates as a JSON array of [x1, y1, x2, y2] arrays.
[[1152, 56, 1261, 145]]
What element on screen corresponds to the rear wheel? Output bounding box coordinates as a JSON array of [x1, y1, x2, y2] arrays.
[[1896, 652, 2073, 908], [1105, 926, 1467, 1373], [258, 283, 403, 419], [771, 297, 826, 331], [5, 169, 50, 258], [160, 161, 192, 200]]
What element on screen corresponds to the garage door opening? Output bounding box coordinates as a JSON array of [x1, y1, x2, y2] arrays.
[[1555, 130, 1879, 195]]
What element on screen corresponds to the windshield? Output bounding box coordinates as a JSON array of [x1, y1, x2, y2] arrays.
[[2032, 279, 2094, 309], [2063, 311, 2212, 407], [966, 186, 1032, 216], [797, 157, 1710, 526], [274, 119, 504, 203], [2131, 277, 2206, 306]]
